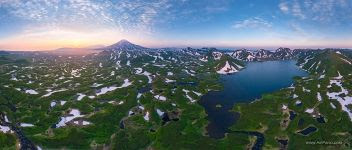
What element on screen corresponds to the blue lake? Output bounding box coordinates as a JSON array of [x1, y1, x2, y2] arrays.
[[199, 60, 308, 139]]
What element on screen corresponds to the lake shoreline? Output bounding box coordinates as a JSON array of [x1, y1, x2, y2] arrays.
[[199, 60, 308, 140]]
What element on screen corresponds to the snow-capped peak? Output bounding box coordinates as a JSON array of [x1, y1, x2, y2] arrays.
[[216, 61, 242, 74], [100, 39, 147, 51]]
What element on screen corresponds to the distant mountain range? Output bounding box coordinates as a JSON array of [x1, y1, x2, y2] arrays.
[[98, 39, 351, 61], [93, 40, 352, 75], [229, 47, 304, 61]]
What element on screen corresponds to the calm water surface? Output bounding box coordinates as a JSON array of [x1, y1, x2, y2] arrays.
[[199, 60, 307, 138]]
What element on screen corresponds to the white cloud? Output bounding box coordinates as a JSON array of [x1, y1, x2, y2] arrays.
[[279, 2, 289, 13], [232, 17, 272, 29], [0, 0, 173, 34], [279, 1, 305, 19], [279, 0, 352, 22], [292, 0, 305, 19]]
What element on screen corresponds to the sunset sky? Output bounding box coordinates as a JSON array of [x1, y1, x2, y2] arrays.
[[0, 0, 352, 50]]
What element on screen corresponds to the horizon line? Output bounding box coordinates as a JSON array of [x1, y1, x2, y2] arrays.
[[2, 46, 352, 52], [1, 40, 352, 51]]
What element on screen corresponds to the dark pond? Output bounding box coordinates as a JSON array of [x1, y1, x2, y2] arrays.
[[289, 111, 297, 120], [298, 118, 305, 127], [176, 81, 198, 86], [232, 131, 264, 150], [277, 139, 288, 146], [298, 126, 317, 135], [316, 115, 326, 123], [161, 113, 171, 125], [138, 85, 151, 93], [199, 60, 307, 139], [277, 139, 289, 150], [119, 120, 125, 129]]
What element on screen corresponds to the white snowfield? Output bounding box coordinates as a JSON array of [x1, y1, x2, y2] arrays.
[[0, 125, 11, 133], [282, 104, 288, 110], [200, 57, 208, 62], [326, 75, 352, 121], [246, 55, 255, 61], [138, 105, 145, 110], [71, 69, 81, 77], [91, 83, 103, 87], [156, 109, 165, 117], [217, 61, 239, 74], [134, 68, 143, 74], [302, 87, 311, 93], [137, 93, 142, 99], [167, 72, 174, 76], [154, 95, 167, 101], [77, 93, 86, 101], [42, 89, 68, 97], [330, 103, 336, 109], [60, 101, 67, 106], [50, 101, 56, 107], [135, 68, 153, 84], [193, 91, 202, 96], [182, 89, 196, 103], [335, 50, 352, 65], [212, 52, 223, 60], [25, 89, 39, 95], [305, 108, 314, 114], [74, 120, 91, 126], [144, 111, 150, 121], [0, 115, 12, 133], [20, 123, 35, 127], [317, 92, 322, 101], [299, 56, 313, 69], [10, 76, 18, 81], [340, 57, 352, 65], [293, 94, 298, 99], [183, 69, 195, 76], [128, 110, 134, 116], [96, 79, 133, 96], [56, 109, 86, 128], [295, 100, 302, 105], [165, 78, 176, 83]]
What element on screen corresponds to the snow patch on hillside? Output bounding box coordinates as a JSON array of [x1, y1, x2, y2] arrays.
[[56, 109, 84, 128], [326, 77, 352, 121], [25, 89, 38, 95], [96, 79, 132, 96], [217, 61, 239, 74], [154, 95, 167, 101]]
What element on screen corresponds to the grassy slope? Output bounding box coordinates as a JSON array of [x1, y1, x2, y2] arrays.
[[0, 50, 249, 149], [2, 50, 352, 149]]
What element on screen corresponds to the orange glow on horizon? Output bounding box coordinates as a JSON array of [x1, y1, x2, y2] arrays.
[[1, 27, 351, 50], [0, 28, 135, 51]]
